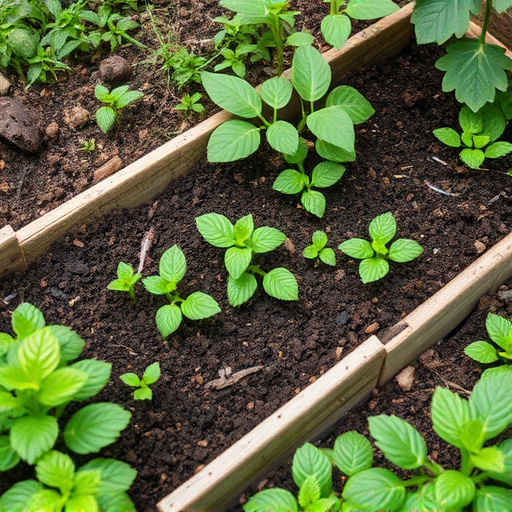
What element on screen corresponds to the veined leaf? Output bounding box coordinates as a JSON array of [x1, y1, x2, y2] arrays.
[[11, 414, 58, 464], [369, 212, 396, 244], [12, 303, 45, 339], [310, 161, 345, 188], [433, 127, 461, 147], [292, 443, 332, 498], [219, 0, 266, 16], [285, 31, 315, 47], [460, 148, 484, 169], [273, 169, 307, 194], [155, 304, 183, 338], [39, 368, 89, 406], [260, 76, 293, 109], [225, 246, 252, 279], [0, 481, 44, 512], [388, 239, 423, 263], [301, 190, 326, 218], [473, 486, 512, 511], [227, 272, 258, 307], [307, 106, 355, 153], [431, 387, 470, 448], [80, 458, 137, 495], [359, 257, 389, 283], [250, 227, 286, 253], [434, 471, 475, 509], [70, 359, 112, 401], [159, 245, 186, 285], [0, 436, 20, 472], [35, 451, 75, 493], [339, 239, 374, 259], [321, 14, 351, 49], [345, 0, 400, 20], [244, 488, 298, 512], [332, 431, 373, 476], [181, 292, 220, 320], [316, 139, 356, 162], [208, 120, 261, 162], [459, 105, 482, 134], [464, 341, 499, 364], [485, 313, 512, 351], [263, 268, 298, 301], [485, 141, 512, 158], [142, 362, 160, 385], [196, 213, 235, 248], [319, 248, 336, 266], [292, 45, 331, 102], [266, 120, 299, 154], [326, 85, 374, 124]]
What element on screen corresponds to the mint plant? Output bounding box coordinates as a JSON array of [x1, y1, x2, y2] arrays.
[[120, 362, 161, 400], [303, 230, 336, 266], [79, 138, 96, 152], [434, 103, 512, 169], [107, 261, 141, 301], [339, 212, 423, 283], [142, 245, 221, 338], [174, 92, 205, 113], [95, 84, 143, 133], [196, 213, 298, 306]]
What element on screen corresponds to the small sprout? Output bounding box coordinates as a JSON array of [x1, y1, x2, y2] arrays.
[[174, 92, 205, 113], [94, 84, 143, 133], [339, 212, 423, 284], [120, 362, 161, 400], [79, 139, 96, 152], [107, 262, 141, 301], [303, 231, 336, 266]]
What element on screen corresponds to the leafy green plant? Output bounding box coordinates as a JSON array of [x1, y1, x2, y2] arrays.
[[196, 213, 298, 306], [0, 303, 130, 473], [303, 230, 336, 266], [245, 370, 512, 511], [0, 451, 137, 511], [434, 103, 512, 169], [338, 212, 423, 283], [79, 138, 96, 152], [321, 0, 399, 49], [142, 245, 221, 338], [95, 84, 144, 133], [174, 92, 205, 113], [107, 261, 141, 301], [120, 362, 161, 400]]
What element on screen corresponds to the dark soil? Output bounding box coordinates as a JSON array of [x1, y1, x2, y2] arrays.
[[1, 16, 512, 512]]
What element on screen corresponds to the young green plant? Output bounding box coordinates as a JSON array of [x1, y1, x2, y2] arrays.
[[120, 362, 161, 400], [107, 261, 141, 301], [79, 138, 96, 152], [303, 230, 336, 266], [142, 245, 221, 338], [339, 212, 423, 283], [95, 83, 143, 133], [196, 213, 298, 306], [174, 92, 205, 113]]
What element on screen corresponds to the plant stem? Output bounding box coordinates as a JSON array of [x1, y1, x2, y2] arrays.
[[330, 0, 337, 16], [297, 99, 307, 131], [269, 17, 284, 75], [460, 447, 474, 476], [423, 459, 444, 477], [248, 264, 266, 276], [258, 114, 271, 128], [479, 0, 493, 44], [310, 100, 315, 114], [401, 475, 430, 488], [472, 472, 489, 484]]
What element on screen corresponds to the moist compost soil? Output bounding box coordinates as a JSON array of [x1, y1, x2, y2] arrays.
[[1, 34, 512, 512]]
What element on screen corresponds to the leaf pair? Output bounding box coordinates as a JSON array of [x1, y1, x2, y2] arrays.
[[120, 361, 161, 400], [107, 261, 141, 301], [303, 230, 336, 266]]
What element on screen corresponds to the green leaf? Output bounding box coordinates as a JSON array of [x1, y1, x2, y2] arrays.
[[72, 468, 102, 496], [460, 148, 485, 169], [116, 90, 143, 109], [81, 458, 137, 495], [474, 486, 512, 511], [159, 245, 187, 285], [464, 341, 499, 364], [312, 231, 328, 250], [436, 40, 512, 112], [0, 481, 43, 512], [292, 443, 332, 498], [339, 239, 374, 259], [134, 387, 152, 400], [485, 313, 512, 351], [64, 403, 131, 454], [0, 436, 20, 471], [225, 246, 253, 279], [298, 475, 321, 508], [227, 272, 258, 307], [70, 359, 112, 401], [116, 261, 135, 280], [196, 213, 235, 248], [471, 446, 505, 473], [301, 190, 326, 218], [307, 106, 355, 153], [284, 138, 309, 164], [36, 451, 75, 493], [480, 102, 507, 141], [181, 292, 221, 320], [201, 71, 262, 118], [321, 14, 351, 49], [310, 161, 345, 188], [303, 245, 319, 259], [326, 85, 375, 123], [332, 431, 373, 476], [234, 214, 254, 244], [434, 470, 475, 509], [250, 227, 286, 254], [207, 120, 261, 162], [286, 31, 315, 47], [0, 367, 34, 391], [266, 121, 299, 154], [473, 135, 490, 149], [388, 239, 423, 263], [485, 141, 512, 158], [48, 325, 85, 364], [359, 257, 389, 283], [142, 362, 161, 385], [120, 373, 141, 387], [369, 415, 427, 469], [11, 303, 45, 339], [273, 169, 306, 194], [433, 127, 461, 147], [142, 276, 169, 295], [155, 304, 183, 338], [316, 139, 356, 162], [96, 106, 116, 133], [260, 77, 293, 109], [343, 468, 406, 511], [319, 248, 336, 266], [369, 212, 396, 244], [459, 105, 482, 133], [263, 268, 298, 301], [345, 0, 399, 20], [11, 414, 58, 464], [39, 368, 89, 406], [495, 0, 512, 12], [65, 494, 99, 511], [219, 0, 266, 16], [292, 45, 331, 102], [243, 488, 298, 512]]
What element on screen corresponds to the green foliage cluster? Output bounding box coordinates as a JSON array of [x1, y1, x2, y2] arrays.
[[107, 261, 141, 300], [303, 231, 336, 267], [0, 303, 136, 511], [244, 370, 512, 511], [120, 362, 161, 400], [174, 92, 205, 114], [95, 84, 144, 133]]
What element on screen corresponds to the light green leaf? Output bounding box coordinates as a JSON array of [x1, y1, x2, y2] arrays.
[[471, 446, 505, 473], [0, 436, 20, 471], [286, 31, 315, 47], [159, 245, 187, 285], [263, 268, 298, 301], [250, 227, 286, 254], [181, 292, 220, 320], [485, 141, 512, 158], [321, 14, 351, 49], [292, 45, 331, 102], [464, 341, 499, 364], [64, 403, 131, 454], [207, 120, 261, 162], [332, 431, 373, 476], [495, 0, 512, 12], [388, 239, 423, 263], [474, 486, 512, 511], [459, 105, 482, 133], [298, 475, 321, 508], [234, 214, 254, 244], [120, 373, 140, 387], [307, 106, 355, 153], [473, 135, 490, 149], [260, 77, 293, 109], [142, 362, 161, 385], [155, 304, 183, 338], [11, 414, 58, 464], [0, 481, 43, 512], [284, 138, 308, 164], [97, 492, 136, 512], [292, 443, 332, 498], [70, 360, 112, 401], [303, 245, 319, 259], [36, 451, 75, 492], [196, 213, 235, 248], [142, 276, 169, 295], [201, 71, 262, 118], [12, 303, 45, 339], [0, 332, 13, 356], [133, 387, 152, 400], [225, 246, 253, 279], [339, 239, 374, 259], [312, 231, 328, 250], [80, 458, 137, 496], [39, 368, 89, 406], [48, 325, 85, 363], [0, 367, 35, 391], [65, 494, 99, 512], [433, 127, 461, 148], [115, 261, 134, 280], [319, 248, 336, 266], [301, 190, 326, 218], [359, 257, 389, 284], [487, 439, 512, 485], [310, 161, 345, 188], [219, 0, 266, 16], [273, 169, 307, 194], [96, 106, 116, 133], [434, 470, 475, 509], [316, 139, 356, 162], [485, 313, 512, 351], [369, 212, 396, 244], [116, 90, 143, 109], [227, 272, 258, 307], [326, 85, 375, 123], [345, 0, 399, 20], [266, 121, 299, 155], [460, 148, 485, 169], [243, 488, 298, 512]]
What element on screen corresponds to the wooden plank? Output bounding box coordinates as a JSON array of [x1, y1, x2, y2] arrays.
[[379, 231, 512, 385], [0, 225, 25, 275], [157, 336, 385, 512], [474, 4, 512, 50]]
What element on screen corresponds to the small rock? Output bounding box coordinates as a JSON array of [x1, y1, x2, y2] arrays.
[[0, 72, 11, 96], [335, 310, 351, 326], [50, 287, 67, 300], [93, 155, 123, 183], [45, 121, 59, 139], [364, 322, 379, 334], [73, 239, 85, 248], [395, 366, 415, 391], [63, 106, 91, 129], [335, 346, 344, 360], [99, 55, 132, 84], [0, 97, 43, 152], [474, 240, 486, 254], [0, 160, 4, 171]]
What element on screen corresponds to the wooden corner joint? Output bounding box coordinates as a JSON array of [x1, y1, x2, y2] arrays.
[[0, 224, 27, 277]]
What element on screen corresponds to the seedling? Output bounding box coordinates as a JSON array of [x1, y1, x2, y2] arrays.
[[338, 212, 423, 283], [79, 138, 96, 152], [94, 83, 143, 133], [303, 230, 336, 266], [120, 362, 161, 400], [465, 313, 512, 371], [245, 371, 512, 511], [196, 213, 298, 306], [434, 103, 512, 169], [107, 261, 141, 301], [142, 245, 221, 338], [174, 92, 205, 113]]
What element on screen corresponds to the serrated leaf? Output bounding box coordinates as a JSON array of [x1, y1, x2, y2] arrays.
[[332, 431, 373, 476], [96, 106, 116, 133], [11, 303, 45, 339], [316, 139, 356, 162], [471, 446, 505, 473], [81, 458, 137, 495], [474, 486, 512, 511], [434, 470, 475, 509], [0, 481, 43, 512], [326, 85, 375, 123], [72, 469, 101, 497], [0, 436, 20, 471], [460, 148, 485, 169], [142, 362, 161, 385], [243, 488, 298, 512], [48, 325, 85, 363], [207, 120, 261, 162], [225, 246, 253, 279], [196, 213, 235, 248], [273, 169, 306, 194], [339, 239, 374, 259], [459, 105, 482, 134], [311, 161, 345, 188], [11, 414, 58, 464], [266, 121, 299, 154], [345, 0, 399, 20], [369, 212, 396, 244], [250, 227, 286, 253], [359, 257, 389, 283], [181, 292, 220, 320], [485, 313, 512, 351], [321, 14, 351, 49], [433, 127, 461, 147], [155, 304, 183, 338], [263, 268, 298, 301], [70, 359, 111, 401], [227, 272, 258, 307], [307, 106, 355, 153], [485, 141, 512, 158], [260, 76, 293, 109], [142, 276, 169, 295], [292, 443, 332, 498], [39, 368, 89, 406], [64, 403, 130, 454], [319, 248, 336, 266], [36, 451, 75, 492], [292, 45, 331, 102], [159, 245, 186, 285], [388, 239, 423, 263], [464, 341, 499, 363], [301, 190, 326, 218]]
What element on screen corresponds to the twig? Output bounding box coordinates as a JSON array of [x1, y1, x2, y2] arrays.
[[425, 181, 461, 197], [138, 227, 155, 274], [431, 156, 448, 166], [205, 365, 264, 390]]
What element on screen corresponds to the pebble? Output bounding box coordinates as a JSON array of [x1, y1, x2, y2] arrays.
[[474, 240, 486, 254], [0, 72, 11, 96], [395, 365, 415, 392], [0, 97, 42, 152], [50, 287, 67, 300], [364, 322, 379, 334], [63, 106, 91, 129], [45, 121, 59, 139], [99, 55, 132, 84], [335, 310, 351, 326]]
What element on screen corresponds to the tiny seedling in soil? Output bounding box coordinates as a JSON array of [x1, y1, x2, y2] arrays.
[[120, 362, 161, 400], [142, 245, 221, 338], [107, 261, 141, 301], [338, 212, 423, 283], [244, 371, 512, 511], [174, 92, 205, 113], [196, 213, 298, 306], [303, 230, 336, 266], [95, 83, 144, 133], [79, 138, 96, 152]]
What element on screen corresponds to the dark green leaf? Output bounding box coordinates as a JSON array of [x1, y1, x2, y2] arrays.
[[326, 85, 375, 123]]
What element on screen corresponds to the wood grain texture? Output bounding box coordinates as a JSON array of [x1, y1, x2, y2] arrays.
[[157, 336, 385, 512], [474, 4, 512, 50], [0, 225, 25, 275]]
